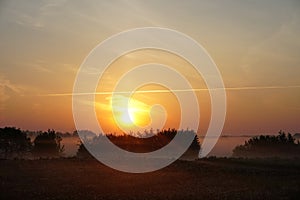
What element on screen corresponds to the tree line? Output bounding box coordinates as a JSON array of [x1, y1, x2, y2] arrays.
[[0, 127, 64, 159], [2, 127, 299, 159], [1, 127, 200, 159], [77, 128, 200, 159], [233, 131, 300, 158]]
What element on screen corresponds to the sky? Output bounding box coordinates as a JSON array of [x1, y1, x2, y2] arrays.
[[0, 0, 299, 135]]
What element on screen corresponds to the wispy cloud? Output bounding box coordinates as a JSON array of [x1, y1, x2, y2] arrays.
[[0, 76, 23, 111], [21, 60, 78, 74], [31, 64, 53, 74], [7, 0, 68, 29]]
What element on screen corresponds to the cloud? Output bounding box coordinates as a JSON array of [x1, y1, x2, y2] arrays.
[[0, 76, 23, 111], [21, 60, 78, 74], [5, 0, 69, 29], [32, 64, 53, 74], [240, 13, 300, 81]]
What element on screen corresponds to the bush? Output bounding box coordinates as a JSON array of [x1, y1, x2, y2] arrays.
[[32, 129, 64, 158], [233, 131, 300, 158], [0, 127, 32, 159]]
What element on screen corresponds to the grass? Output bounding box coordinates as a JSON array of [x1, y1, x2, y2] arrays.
[[0, 157, 300, 200]]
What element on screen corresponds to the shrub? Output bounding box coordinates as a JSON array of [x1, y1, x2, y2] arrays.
[[32, 129, 64, 158], [0, 127, 32, 159], [233, 131, 300, 158]]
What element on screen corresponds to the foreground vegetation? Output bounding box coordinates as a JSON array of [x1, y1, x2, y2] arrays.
[[1, 127, 300, 199], [0, 157, 299, 200]]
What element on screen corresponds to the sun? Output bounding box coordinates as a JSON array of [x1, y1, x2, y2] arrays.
[[119, 108, 137, 126], [110, 95, 151, 132]]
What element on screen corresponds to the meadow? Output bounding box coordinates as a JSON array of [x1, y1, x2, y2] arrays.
[[1, 157, 299, 200]]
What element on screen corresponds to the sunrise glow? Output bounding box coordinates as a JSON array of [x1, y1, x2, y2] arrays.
[[109, 95, 151, 130], [0, 0, 299, 136]]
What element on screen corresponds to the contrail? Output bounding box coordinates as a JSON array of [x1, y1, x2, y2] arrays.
[[38, 85, 300, 97]]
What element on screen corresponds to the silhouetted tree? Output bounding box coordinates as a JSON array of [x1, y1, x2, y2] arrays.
[[233, 130, 300, 158], [76, 128, 201, 159], [0, 127, 32, 159], [32, 129, 64, 158]]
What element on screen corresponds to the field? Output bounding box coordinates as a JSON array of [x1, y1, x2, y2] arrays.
[[1, 158, 300, 200]]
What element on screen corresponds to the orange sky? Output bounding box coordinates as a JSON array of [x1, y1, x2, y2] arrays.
[[93, 50, 210, 135], [0, 0, 300, 135]]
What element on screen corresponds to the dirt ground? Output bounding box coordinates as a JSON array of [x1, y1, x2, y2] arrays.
[[1, 157, 300, 200]]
